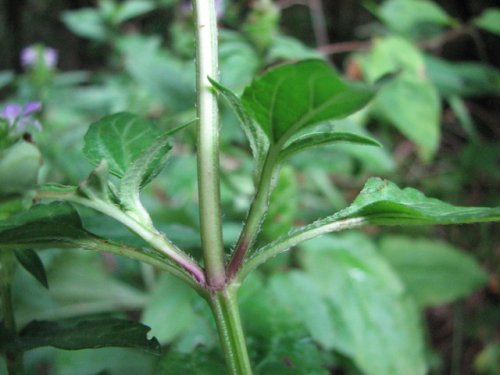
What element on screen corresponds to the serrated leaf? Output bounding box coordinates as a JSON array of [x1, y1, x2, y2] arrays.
[[83, 112, 161, 179], [379, 236, 488, 307], [14, 249, 48, 288], [0, 317, 160, 354], [299, 234, 427, 375], [241, 60, 374, 144], [333, 177, 500, 225], [474, 8, 500, 35], [209, 77, 269, 178], [280, 131, 381, 160]]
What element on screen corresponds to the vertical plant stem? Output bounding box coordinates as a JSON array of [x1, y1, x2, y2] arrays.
[[209, 287, 253, 375], [193, 0, 226, 289]]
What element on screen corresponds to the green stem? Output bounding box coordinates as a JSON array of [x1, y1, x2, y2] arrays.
[[227, 146, 280, 279], [193, 0, 226, 289], [209, 286, 253, 375]]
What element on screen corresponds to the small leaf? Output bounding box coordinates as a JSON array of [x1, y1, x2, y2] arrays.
[[474, 8, 500, 35], [83, 112, 162, 178], [241, 60, 374, 144], [280, 131, 381, 160], [379, 236, 488, 307], [378, 0, 455, 37], [0, 317, 160, 354], [209, 77, 269, 178], [15, 249, 49, 288], [61, 9, 107, 41], [114, 0, 155, 24]]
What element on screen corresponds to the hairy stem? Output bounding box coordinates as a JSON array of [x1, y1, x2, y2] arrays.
[[227, 147, 280, 279], [193, 0, 226, 289], [209, 287, 253, 375], [238, 217, 365, 282]]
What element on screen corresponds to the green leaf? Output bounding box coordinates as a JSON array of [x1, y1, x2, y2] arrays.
[[474, 8, 500, 35], [0, 141, 42, 196], [141, 274, 196, 344], [14, 249, 48, 288], [334, 177, 500, 225], [83, 112, 161, 178], [378, 0, 455, 37], [375, 75, 440, 161], [114, 0, 156, 24], [0, 317, 160, 353], [209, 77, 269, 178], [268, 35, 324, 62], [0, 202, 89, 244], [241, 60, 374, 144], [379, 236, 488, 307], [61, 9, 107, 41], [280, 131, 381, 160], [255, 335, 329, 375], [299, 234, 427, 375], [156, 349, 226, 374]]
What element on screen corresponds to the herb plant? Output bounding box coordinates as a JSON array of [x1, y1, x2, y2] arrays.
[[1, 1, 499, 374]]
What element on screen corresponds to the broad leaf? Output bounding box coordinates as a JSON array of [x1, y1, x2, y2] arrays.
[[78, 160, 112, 202], [0, 317, 160, 353], [15, 249, 48, 288], [210, 77, 269, 176], [474, 8, 500, 35], [299, 234, 427, 375], [333, 177, 500, 225], [280, 131, 381, 160], [83, 112, 162, 178], [378, 0, 455, 37], [379, 236, 488, 307], [241, 60, 374, 144]]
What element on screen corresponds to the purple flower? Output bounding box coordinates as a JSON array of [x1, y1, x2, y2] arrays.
[[0, 102, 42, 133], [21, 45, 58, 69]]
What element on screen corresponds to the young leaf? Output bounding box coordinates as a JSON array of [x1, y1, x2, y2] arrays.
[[119, 121, 193, 215], [83, 112, 162, 178], [209, 77, 269, 178], [379, 236, 488, 307], [14, 249, 49, 288], [474, 8, 500, 35], [334, 177, 500, 225], [241, 60, 374, 144], [0, 317, 160, 354], [279, 131, 381, 161]]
